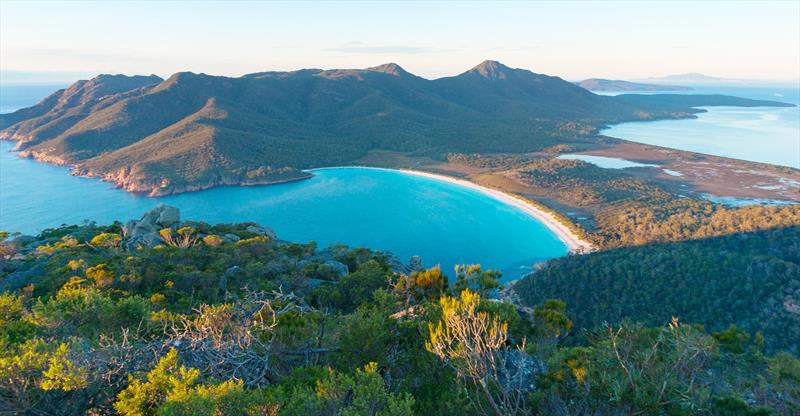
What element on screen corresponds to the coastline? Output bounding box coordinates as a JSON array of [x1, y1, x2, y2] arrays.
[[4, 137, 592, 252], [310, 166, 594, 253], [398, 169, 594, 254]]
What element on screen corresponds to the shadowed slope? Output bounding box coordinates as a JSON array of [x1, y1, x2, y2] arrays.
[[0, 61, 792, 195]]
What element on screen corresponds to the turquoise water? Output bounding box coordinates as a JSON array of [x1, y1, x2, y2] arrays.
[[0, 141, 567, 279], [601, 86, 800, 168]]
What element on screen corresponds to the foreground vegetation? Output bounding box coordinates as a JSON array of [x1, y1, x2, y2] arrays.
[[1, 212, 798, 415]]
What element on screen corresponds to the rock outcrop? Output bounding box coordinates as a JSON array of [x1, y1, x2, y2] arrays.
[[122, 204, 181, 249], [245, 225, 277, 240]]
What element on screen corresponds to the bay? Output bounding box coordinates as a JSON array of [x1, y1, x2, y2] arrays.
[[0, 140, 566, 280], [600, 85, 800, 168]]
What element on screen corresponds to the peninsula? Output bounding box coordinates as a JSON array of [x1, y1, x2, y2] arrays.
[[575, 78, 692, 92], [0, 61, 791, 196]]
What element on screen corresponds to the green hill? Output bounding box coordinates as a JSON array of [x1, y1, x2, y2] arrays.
[[514, 226, 800, 353], [0, 61, 792, 195]]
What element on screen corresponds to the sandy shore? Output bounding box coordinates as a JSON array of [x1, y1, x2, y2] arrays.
[[311, 166, 593, 253], [398, 169, 594, 253]]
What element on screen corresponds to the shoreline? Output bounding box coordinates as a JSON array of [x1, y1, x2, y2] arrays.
[[310, 166, 594, 253], [398, 169, 594, 254], [3, 139, 587, 252]]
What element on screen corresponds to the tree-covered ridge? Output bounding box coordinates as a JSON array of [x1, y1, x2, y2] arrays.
[[0, 61, 791, 195], [0, 209, 798, 415], [514, 226, 800, 353]]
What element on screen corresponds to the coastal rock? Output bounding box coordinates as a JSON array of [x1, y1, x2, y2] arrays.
[[245, 225, 277, 240], [223, 233, 241, 243], [405, 256, 425, 274], [155, 206, 180, 228], [123, 204, 182, 249], [141, 204, 181, 228]]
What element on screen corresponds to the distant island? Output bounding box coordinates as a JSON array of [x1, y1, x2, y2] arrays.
[[576, 78, 692, 92], [640, 72, 739, 84], [0, 60, 792, 196]]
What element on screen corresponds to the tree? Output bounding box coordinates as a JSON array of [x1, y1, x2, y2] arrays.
[[530, 299, 573, 352], [452, 265, 501, 297], [713, 324, 751, 354], [592, 318, 716, 413], [426, 290, 532, 416], [115, 348, 271, 416], [392, 266, 448, 307], [277, 363, 414, 416], [90, 232, 122, 248], [159, 227, 199, 248], [86, 263, 115, 287], [201, 234, 224, 247]]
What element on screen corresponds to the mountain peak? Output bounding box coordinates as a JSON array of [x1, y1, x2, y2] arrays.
[[468, 60, 513, 79], [367, 63, 408, 76]]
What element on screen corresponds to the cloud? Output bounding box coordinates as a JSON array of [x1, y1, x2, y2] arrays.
[[481, 44, 543, 53], [327, 45, 449, 54]]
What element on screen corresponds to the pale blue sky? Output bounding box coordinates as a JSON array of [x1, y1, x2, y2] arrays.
[[1, 1, 798, 83]]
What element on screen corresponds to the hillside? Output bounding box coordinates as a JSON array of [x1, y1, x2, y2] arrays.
[[0, 209, 798, 415], [514, 226, 800, 353], [0, 61, 792, 195], [575, 78, 691, 92]]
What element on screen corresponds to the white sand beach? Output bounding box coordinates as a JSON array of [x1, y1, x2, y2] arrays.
[[398, 169, 593, 253], [308, 166, 593, 253]]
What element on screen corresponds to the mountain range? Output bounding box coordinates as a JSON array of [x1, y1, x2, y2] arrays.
[[575, 78, 691, 92], [0, 60, 792, 195], [639, 73, 740, 84]]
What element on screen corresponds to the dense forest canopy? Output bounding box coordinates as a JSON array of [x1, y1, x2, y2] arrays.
[[0, 207, 798, 415], [514, 226, 800, 353]]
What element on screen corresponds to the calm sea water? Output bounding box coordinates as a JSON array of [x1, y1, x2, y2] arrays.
[[0, 138, 566, 279], [0, 84, 68, 113], [600, 86, 800, 168]]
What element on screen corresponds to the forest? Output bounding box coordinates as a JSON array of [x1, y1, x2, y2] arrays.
[[514, 226, 800, 353], [0, 210, 798, 415]]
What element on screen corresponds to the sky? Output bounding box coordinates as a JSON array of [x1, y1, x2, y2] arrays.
[[1, 1, 799, 84]]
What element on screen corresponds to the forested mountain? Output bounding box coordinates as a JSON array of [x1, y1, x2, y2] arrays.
[[515, 226, 800, 352], [1, 208, 798, 415], [0, 61, 791, 195]]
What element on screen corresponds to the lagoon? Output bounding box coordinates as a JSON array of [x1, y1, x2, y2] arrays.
[[557, 154, 659, 169]]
